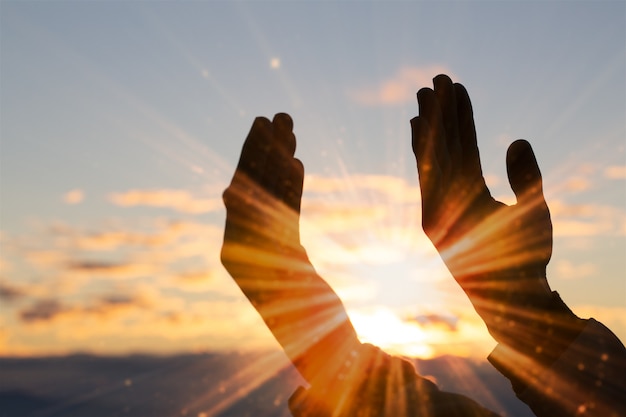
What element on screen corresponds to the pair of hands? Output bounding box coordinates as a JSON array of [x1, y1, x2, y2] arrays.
[[221, 74, 579, 373]]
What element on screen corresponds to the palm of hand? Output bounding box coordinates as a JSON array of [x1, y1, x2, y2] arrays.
[[412, 75, 553, 312], [221, 113, 307, 271]]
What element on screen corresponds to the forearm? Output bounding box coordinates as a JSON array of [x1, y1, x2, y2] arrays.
[[458, 268, 585, 367], [222, 240, 360, 384], [463, 269, 626, 416], [488, 318, 626, 417]]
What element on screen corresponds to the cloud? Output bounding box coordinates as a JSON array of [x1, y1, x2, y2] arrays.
[[347, 306, 492, 359], [65, 260, 156, 279], [63, 189, 84, 205], [349, 65, 455, 106], [20, 299, 68, 323], [109, 189, 221, 214], [19, 293, 150, 325], [553, 260, 596, 280], [172, 270, 221, 292], [306, 174, 421, 204], [408, 313, 459, 331], [0, 283, 26, 302], [572, 305, 626, 342], [563, 177, 591, 193], [550, 200, 626, 237], [604, 165, 626, 180]]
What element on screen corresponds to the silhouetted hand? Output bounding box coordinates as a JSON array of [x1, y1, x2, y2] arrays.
[[221, 113, 359, 389], [222, 113, 306, 266], [411, 75, 584, 363]]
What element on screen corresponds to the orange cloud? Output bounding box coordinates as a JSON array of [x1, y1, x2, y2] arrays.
[[604, 165, 626, 180], [349, 65, 455, 106], [19, 293, 150, 325], [63, 189, 84, 204], [572, 305, 626, 343], [550, 200, 625, 236], [65, 260, 156, 280], [563, 177, 591, 192], [0, 283, 26, 302], [109, 189, 221, 214], [553, 260, 596, 280]]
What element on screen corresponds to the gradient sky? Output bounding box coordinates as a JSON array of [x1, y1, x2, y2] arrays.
[[1, 1, 625, 359]]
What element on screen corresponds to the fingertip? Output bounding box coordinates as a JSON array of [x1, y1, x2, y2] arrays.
[[417, 87, 434, 101], [292, 157, 305, 176], [506, 139, 543, 200], [273, 112, 293, 131], [433, 73, 452, 82], [433, 74, 453, 89], [507, 139, 532, 154], [453, 83, 469, 100], [253, 116, 271, 128], [417, 88, 437, 117], [507, 140, 536, 171]]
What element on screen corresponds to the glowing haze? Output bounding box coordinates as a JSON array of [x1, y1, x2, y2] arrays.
[[1, 2, 624, 361]]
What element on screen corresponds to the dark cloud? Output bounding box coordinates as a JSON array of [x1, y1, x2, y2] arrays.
[[408, 313, 459, 332], [0, 283, 26, 301], [20, 300, 67, 323], [66, 260, 129, 272], [19, 293, 146, 324], [98, 294, 138, 306], [65, 260, 154, 279]]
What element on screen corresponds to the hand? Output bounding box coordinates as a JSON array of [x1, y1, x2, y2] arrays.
[[221, 113, 358, 386], [410, 75, 583, 358], [221, 113, 306, 267]]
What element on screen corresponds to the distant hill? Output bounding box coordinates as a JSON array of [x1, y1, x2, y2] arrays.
[[0, 352, 533, 417]]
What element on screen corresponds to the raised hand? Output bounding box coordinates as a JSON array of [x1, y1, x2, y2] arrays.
[[222, 113, 306, 265], [410, 75, 584, 364], [221, 113, 359, 388]]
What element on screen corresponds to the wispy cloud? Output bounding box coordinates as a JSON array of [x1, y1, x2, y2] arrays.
[[109, 189, 221, 214], [65, 260, 156, 280], [0, 283, 26, 302], [563, 177, 591, 193], [20, 299, 68, 323], [572, 305, 626, 343], [349, 65, 455, 106], [553, 260, 596, 280], [19, 293, 150, 324], [550, 199, 626, 236], [63, 189, 84, 205], [408, 312, 459, 332], [604, 165, 626, 180]]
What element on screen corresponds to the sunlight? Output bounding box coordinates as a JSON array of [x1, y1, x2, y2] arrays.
[[349, 308, 434, 359]]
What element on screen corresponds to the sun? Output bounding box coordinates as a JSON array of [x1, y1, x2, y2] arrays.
[[348, 307, 435, 359]]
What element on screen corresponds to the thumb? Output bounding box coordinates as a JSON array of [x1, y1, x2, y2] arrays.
[[506, 140, 545, 204]]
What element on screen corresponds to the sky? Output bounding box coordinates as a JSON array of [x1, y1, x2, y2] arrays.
[[1, 1, 625, 362]]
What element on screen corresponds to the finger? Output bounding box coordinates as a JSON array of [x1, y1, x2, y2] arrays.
[[454, 83, 490, 198], [272, 112, 297, 156], [262, 113, 297, 198], [411, 116, 442, 213], [237, 116, 273, 181], [506, 139, 545, 205], [454, 83, 480, 174], [433, 74, 462, 169], [284, 158, 305, 214], [417, 88, 450, 178]]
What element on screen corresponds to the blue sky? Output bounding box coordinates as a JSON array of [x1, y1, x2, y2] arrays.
[[1, 1, 624, 357]]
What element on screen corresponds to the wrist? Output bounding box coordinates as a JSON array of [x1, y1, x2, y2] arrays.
[[488, 290, 586, 367]]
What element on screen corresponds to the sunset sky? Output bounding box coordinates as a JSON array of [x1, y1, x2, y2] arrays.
[[1, 1, 625, 362]]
